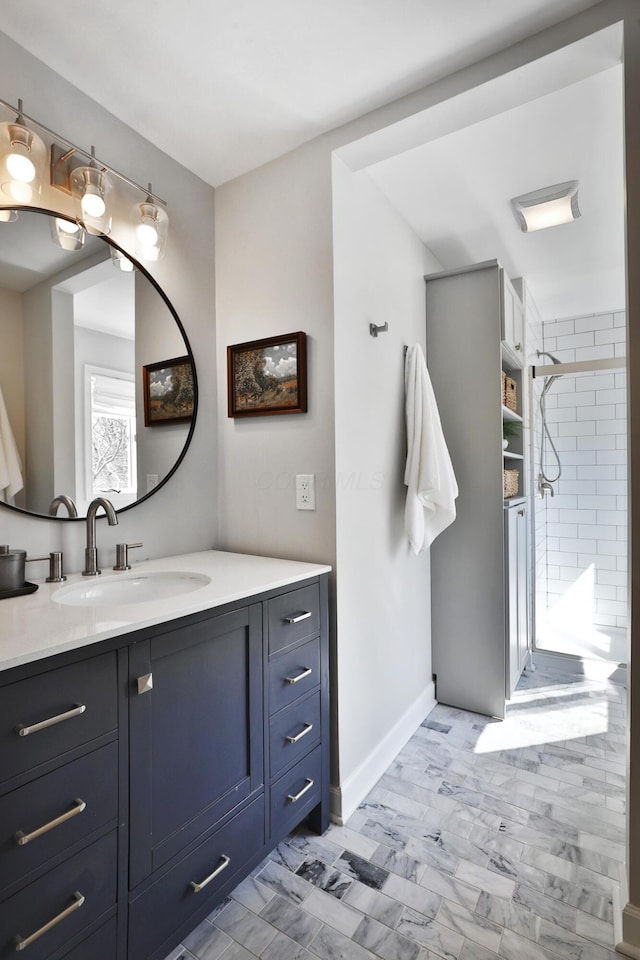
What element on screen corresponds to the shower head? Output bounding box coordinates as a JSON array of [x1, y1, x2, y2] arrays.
[[537, 350, 561, 365]]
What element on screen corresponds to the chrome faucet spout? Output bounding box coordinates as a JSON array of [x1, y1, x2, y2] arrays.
[[83, 498, 118, 576], [48, 495, 78, 518]]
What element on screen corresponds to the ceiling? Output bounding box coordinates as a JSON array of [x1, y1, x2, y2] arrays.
[[367, 63, 625, 320], [0, 1, 624, 321], [0, 0, 604, 187]]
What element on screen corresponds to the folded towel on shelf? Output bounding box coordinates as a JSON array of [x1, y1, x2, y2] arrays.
[[404, 343, 458, 554], [0, 384, 23, 503]]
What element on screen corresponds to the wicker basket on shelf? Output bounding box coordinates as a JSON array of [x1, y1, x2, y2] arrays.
[[503, 469, 519, 498], [504, 375, 517, 412]]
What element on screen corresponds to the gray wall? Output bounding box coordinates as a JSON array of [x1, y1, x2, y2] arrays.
[[0, 30, 216, 568]]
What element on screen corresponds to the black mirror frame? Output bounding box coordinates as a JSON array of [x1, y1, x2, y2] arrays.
[[0, 207, 198, 521]]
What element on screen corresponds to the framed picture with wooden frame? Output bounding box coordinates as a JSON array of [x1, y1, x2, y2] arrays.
[[227, 332, 307, 418], [142, 355, 195, 426]]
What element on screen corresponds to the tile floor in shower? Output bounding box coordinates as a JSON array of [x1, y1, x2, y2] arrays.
[[164, 664, 626, 960]]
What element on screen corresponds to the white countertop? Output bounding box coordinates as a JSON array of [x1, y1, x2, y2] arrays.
[[0, 550, 331, 674]]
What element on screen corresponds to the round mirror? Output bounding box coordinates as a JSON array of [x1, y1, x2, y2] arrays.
[[0, 207, 197, 519]]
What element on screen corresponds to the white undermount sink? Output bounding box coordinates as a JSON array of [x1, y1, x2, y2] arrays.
[[52, 571, 211, 607]]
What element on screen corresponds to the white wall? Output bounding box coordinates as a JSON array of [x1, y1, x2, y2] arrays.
[[0, 286, 24, 509], [332, 159, 439, 819], [214, 143, 337, 567], [214, 0, 640, 833], [0, 31, 216, 569]]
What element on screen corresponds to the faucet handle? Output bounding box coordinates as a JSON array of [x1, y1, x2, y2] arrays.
[[114, 542, 143, 572]]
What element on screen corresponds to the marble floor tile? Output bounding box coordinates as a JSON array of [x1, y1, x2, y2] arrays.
[[353, 915, 422, 960], [262, 931, 315, 960], [295, 858, 354, 899], [260, 893, 323, 947], [436, 897, 502, 952], [395, 907, 464, 959], [182, 920, 232, 960], [302, 887, 364, 938], [309, 923, 378, 960], [342, 881, 404, 929], [164, 665, 626, 960], [213, 900, 278, 955]]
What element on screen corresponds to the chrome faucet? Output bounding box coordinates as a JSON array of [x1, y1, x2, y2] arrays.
[[48, 495, 78, 518], [537, 475, 555, 500], [83, 498, 118, 576]]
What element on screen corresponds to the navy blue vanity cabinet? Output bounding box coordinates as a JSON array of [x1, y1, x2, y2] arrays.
[[127, 602, 266, 959], [0, 569, 330, 960], [266, 575, 330, 838], [128, 603, 264, 886], [0, 650, 122, 959]]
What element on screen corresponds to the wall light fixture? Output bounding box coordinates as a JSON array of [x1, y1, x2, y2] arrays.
[[511, 181, 580, 232], [50, 215, 86, 251], [0, 100, 46, 203], [0, 96, 169, 259], [134, 186, 169, 261]]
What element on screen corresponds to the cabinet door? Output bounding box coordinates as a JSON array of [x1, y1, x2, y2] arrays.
[[505, 504, 529, 696], [516, 504, 529, 675], [129, 604, 263, 886], [501, 273, 524, 362]]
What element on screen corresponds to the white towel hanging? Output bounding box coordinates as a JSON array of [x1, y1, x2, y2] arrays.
[[404, 343, 458, 554], [0, 384, 23, 503]]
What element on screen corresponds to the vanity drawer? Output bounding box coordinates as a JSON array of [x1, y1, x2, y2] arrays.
[[270, 691, 321, 779], [0, 652, 117, 788], [0, 829, 116, 960], [129, 794, 265, 960], [268, 582, 320, 655], [0, 742, 118, 898], [270, 745, 322, 840], [60, 918, 117, 960], [269, 636, 320, 714]]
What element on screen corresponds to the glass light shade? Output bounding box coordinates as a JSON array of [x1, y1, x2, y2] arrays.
[[70, 164, 113, 235], [0, 208, 18, 223], [0, 121, 46, 203], [511, 181, 580, 233], [133, 200, 168, 261], [110, 247, 135, 272], [50, 216, 85, 251]]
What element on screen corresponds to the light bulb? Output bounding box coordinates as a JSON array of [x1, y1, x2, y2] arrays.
[[0, 209, 17, 223], [139, 244, 160, 262], [56, 218, 81, 235], [81, 187, 106, 218], [6, 151, 35, 183], [136, 219, 159, 246], [5, 180, 31, 203]]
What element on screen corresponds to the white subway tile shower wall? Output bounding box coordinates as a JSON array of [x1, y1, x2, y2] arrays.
[[538, 312, 627, 653], [526, 296, 546, 647]]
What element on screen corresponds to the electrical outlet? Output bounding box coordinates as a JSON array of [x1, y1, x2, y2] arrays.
[[295, 474, 316, 510]]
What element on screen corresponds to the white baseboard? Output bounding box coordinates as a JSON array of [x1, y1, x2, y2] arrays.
[[330, 682, 436, 825]]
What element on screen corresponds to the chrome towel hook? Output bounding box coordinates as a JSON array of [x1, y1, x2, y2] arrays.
[[369, 321, 388, 337]]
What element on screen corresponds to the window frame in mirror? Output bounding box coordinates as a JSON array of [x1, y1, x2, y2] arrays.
[[0, 206, 198, 521]]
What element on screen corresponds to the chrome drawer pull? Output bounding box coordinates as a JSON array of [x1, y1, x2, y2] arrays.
[[283, 611, 312, 624], [15, 799, 86, 846], [286, 723, 313, 744], [287, 778, 314, 803], [284, 667, 312, 685], [189, 854, 231, 893], [13, 891, 84, 951], [16, 704, 86, 737]]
